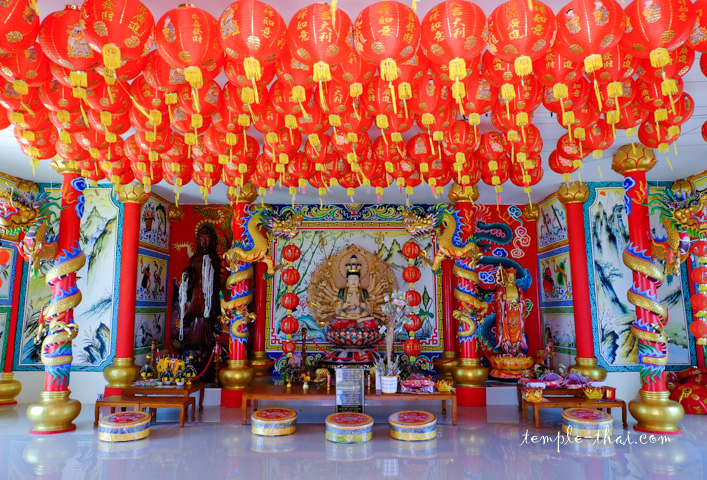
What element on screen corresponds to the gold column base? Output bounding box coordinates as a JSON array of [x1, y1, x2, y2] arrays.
[[247, 351, 272, 377], [629, 389, 684, 435], [103, 357, 141, 388], [219, 360, 254, 390], [435, 351, 458, 379], [27, 390, 82, 434], [0, 372, 22, 405], [452, 358, 488, 387], [569, 357, 607, 381]]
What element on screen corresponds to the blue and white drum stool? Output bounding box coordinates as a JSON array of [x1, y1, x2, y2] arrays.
[[251, 408, 297, 436], [325, 413, 374, 443], [98, 411, 151, 442], [388, 410, 437, 441], [562, 408, 613, 439]]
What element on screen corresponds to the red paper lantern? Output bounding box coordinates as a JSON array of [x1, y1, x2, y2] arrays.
[[664, 93, 695, 126], [692, 294, 707, 312], [143, 50, 186, 93], [282, 268, 301, 287], [477, 131, 507, 161], [555, 0, 627, 61], [693, 266, 707, 285], [0, 0, 39, 54], [690, 0, 707, 52], [402, 240, 421, 260], [582, 119, 614, 152], [282, 244, 302, 263], [280, 316, 299, 336], [548, 150, 578, 180], [403, 265, 421, 284], [638, 119, 679, 149], [637, 45, 694, 82], [405, 289, 422, 307], [534, 47, 582, 87], [282, 340, 296, 354], [287, 4, 352, 86], [590, 44, 639, 85], [81, 0, 154, 67], [403, 338, 422, 357], [421, 1, 487, 73], [354, 1, 421, 82], [38, 6, 99, 72], [480, 50, 523, 86], [620, 0, 695, 59], [155, 5, 223, 89], [486, 0, 557, 78], [0, 43, 52, 89], [281, 292, 300, 311], [218, 0, 288, 86], [404, 314, 423, 332]]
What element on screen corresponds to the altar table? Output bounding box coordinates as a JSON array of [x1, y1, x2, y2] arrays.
[[242, 384, 457, 426]]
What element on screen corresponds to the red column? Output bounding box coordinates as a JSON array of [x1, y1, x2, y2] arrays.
[[558, 183, 606, 380], [27, 164, 84, 434], [521, 204, 542, 355], [612, 144, 683, 434], [248, 261, 270, 375], [436, 259, 459, 378], [220, 187, 258, 407], [448, 185, 488, 407], [103, 183, 148, 396]]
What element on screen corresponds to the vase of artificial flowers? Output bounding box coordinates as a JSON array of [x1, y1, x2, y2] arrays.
[[378, 290, 420, 393]]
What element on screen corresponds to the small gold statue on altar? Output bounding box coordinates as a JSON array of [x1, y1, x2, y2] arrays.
[[308, 245, 396, 355]]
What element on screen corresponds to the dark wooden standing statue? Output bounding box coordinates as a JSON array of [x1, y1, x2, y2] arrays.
[[172, 223, 222, 383]]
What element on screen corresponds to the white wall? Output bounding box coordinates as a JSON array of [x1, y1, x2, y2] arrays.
[[13, 371, 106, 405]]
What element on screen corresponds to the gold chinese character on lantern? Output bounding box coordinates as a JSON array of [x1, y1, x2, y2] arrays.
[[298, 30, 309, 41], [379, 25, 392, 36], [508, 29, 521, 40], [262, 26, 271, 38]]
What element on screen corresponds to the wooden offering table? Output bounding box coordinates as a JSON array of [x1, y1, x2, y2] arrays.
[[522, 396, 628, 429], [515, 384, 585, 410], [242, 384, 457, 426], [122, 382, 206, 411]]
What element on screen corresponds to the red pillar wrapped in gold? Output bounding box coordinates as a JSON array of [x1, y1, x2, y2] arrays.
[[448, 185, 489, 407], [521, 204, 542, 355], [612, 144, 684, 434], [220, 185, 258, 407], [104, 182, 149, 395], [437, 258, 458, 379], [248, 261, 270, 376], [27, 159, 85, 434], [557, 182, 607, 381]]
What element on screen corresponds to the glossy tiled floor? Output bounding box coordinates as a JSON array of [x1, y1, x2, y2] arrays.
[[1, 402, 705, 480]]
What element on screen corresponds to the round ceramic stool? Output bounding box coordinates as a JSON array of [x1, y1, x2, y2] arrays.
[[388, 410, 437, 441], [251, 408, 297, 436], [98, 411, 151, 442], [562, 408, 613, 439], [325, 413, 374, 443]]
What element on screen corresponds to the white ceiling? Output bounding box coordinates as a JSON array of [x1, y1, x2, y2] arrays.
[[3, 0, 706, 205]]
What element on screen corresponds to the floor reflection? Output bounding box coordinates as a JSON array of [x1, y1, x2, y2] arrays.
[[0, 404, 704, 479]]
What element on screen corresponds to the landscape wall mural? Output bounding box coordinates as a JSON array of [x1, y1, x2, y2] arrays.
[[537, 194, 568, 252], [586, 183, 695, 371], [139, 195, 171, 253], [136, 249, 169, 306], [15, 185, 120, 371], [0, 310, 8, 371]]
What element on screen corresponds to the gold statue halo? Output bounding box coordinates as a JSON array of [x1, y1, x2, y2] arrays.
[[308, 244, 397, 327]]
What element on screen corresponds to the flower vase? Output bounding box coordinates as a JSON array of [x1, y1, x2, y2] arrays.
[[381, 375, 398, 394]]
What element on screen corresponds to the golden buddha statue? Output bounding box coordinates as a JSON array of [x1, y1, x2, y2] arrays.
[[493, 267, 527, 357], [308, 246, 396, 348]]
